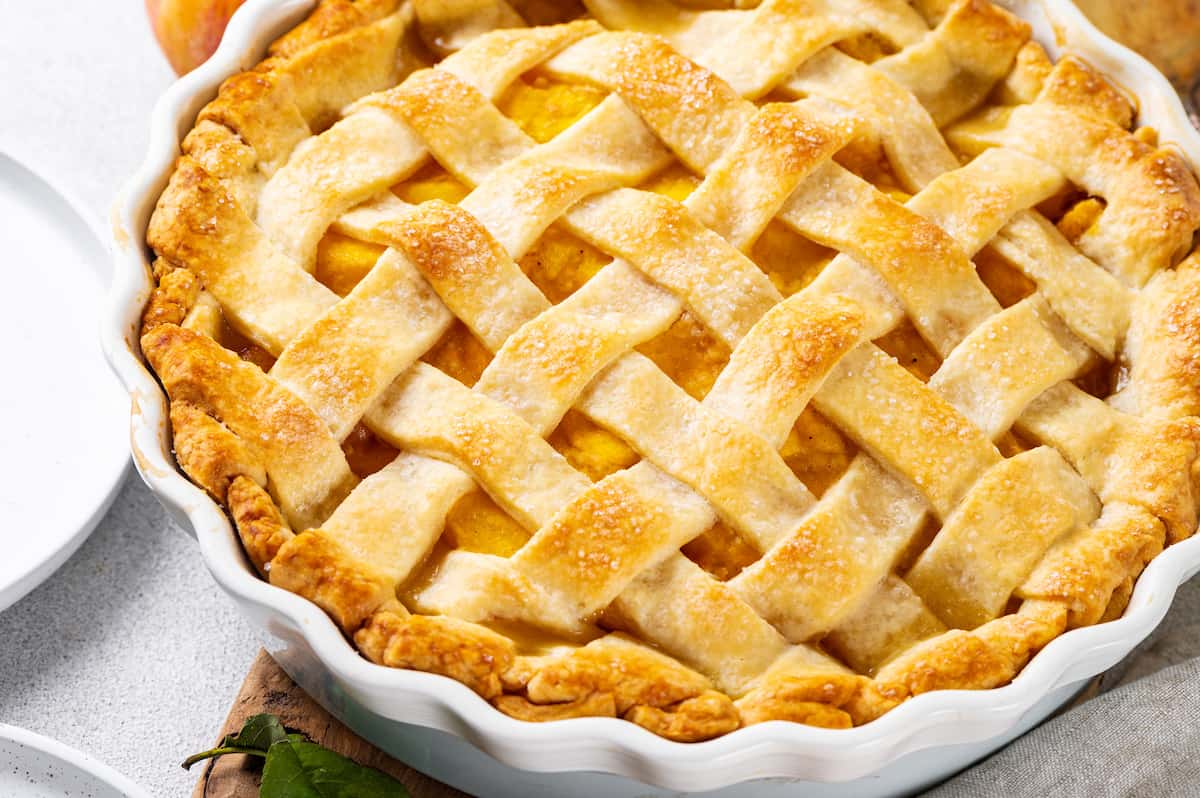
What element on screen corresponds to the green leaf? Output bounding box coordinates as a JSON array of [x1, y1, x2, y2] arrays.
[[181, 713, 288, 770], [261, 740, 411, 798], [226, 714, 291, 751], [183, 712, 410, 796]]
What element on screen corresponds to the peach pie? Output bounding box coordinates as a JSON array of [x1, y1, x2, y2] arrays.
[[141, 0, 1200, 740]]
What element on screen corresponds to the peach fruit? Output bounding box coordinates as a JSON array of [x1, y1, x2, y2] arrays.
[[145, 0, 246, 75]]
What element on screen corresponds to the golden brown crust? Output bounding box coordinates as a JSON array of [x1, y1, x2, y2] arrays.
[[198, 69, 309, 174], [624, 691, 741, 742], [269, 530, 395, 632], [1019, 504, 1165, 628], [497, 683, 739, 743], [269, 0, 403, 58], [228, 476, 293, 573], [875, 600, 1067, 695], [518, 635, 715, 710], [494, 692, 617, 722], [996, 42, 1053, 105], [1037, 57, 1134, 129], [1146, 261, 1200, 416], [169, 402, 267, 503], [875, 631, 1009, 694], [738, 697, 852, 730], [932, 0, 1032, 124], [180, 121, 263, 213], [1123, 417, 1200, 544], [1099, 578, 1136, 623], [490, 636, 739, 740], [1039, 60, 1200, 278], [137, 0, 1200, 741], [142, 260, 200, 332], [1117, 254, 1200, 420], [147, 157, 262, 291], [355, 611, 516, 700], [973, 600, 1067, 667], [161, 0, 416, 230], [376, 199, 512, 288], [143, 323, 356, 530], [736, 674, 906, 728]]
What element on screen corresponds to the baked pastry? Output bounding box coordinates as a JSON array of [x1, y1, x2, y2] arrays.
[[140, 0, 1200, 741]]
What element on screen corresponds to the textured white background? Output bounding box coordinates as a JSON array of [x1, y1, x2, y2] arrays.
[[0, 6, 261, 796], [1, 3, 1199, 798]]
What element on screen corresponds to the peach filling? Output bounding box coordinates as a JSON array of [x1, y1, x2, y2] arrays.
[[295, 72, 1085, 587]]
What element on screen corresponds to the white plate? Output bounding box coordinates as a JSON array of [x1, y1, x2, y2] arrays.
[[0, 152, 129, 612], [0, 725, 150, 798]]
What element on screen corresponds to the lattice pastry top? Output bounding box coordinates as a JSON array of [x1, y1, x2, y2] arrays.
[[141, 0, 1200, 740]]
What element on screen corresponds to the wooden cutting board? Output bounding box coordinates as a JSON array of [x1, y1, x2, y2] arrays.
[[191, 650, 466, 798]]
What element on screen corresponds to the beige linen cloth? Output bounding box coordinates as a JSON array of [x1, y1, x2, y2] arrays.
[[928, 578, 1200, 796]]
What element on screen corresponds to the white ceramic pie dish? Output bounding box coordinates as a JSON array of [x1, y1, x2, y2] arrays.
[[104, 2, 1200, 795]]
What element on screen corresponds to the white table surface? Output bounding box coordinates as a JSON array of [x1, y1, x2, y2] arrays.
[[0, 5, 260, 797], [1, 4, 1199, 798]]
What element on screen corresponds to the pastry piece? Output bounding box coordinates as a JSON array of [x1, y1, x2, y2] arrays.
[[140, 0, 1200, 741]]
